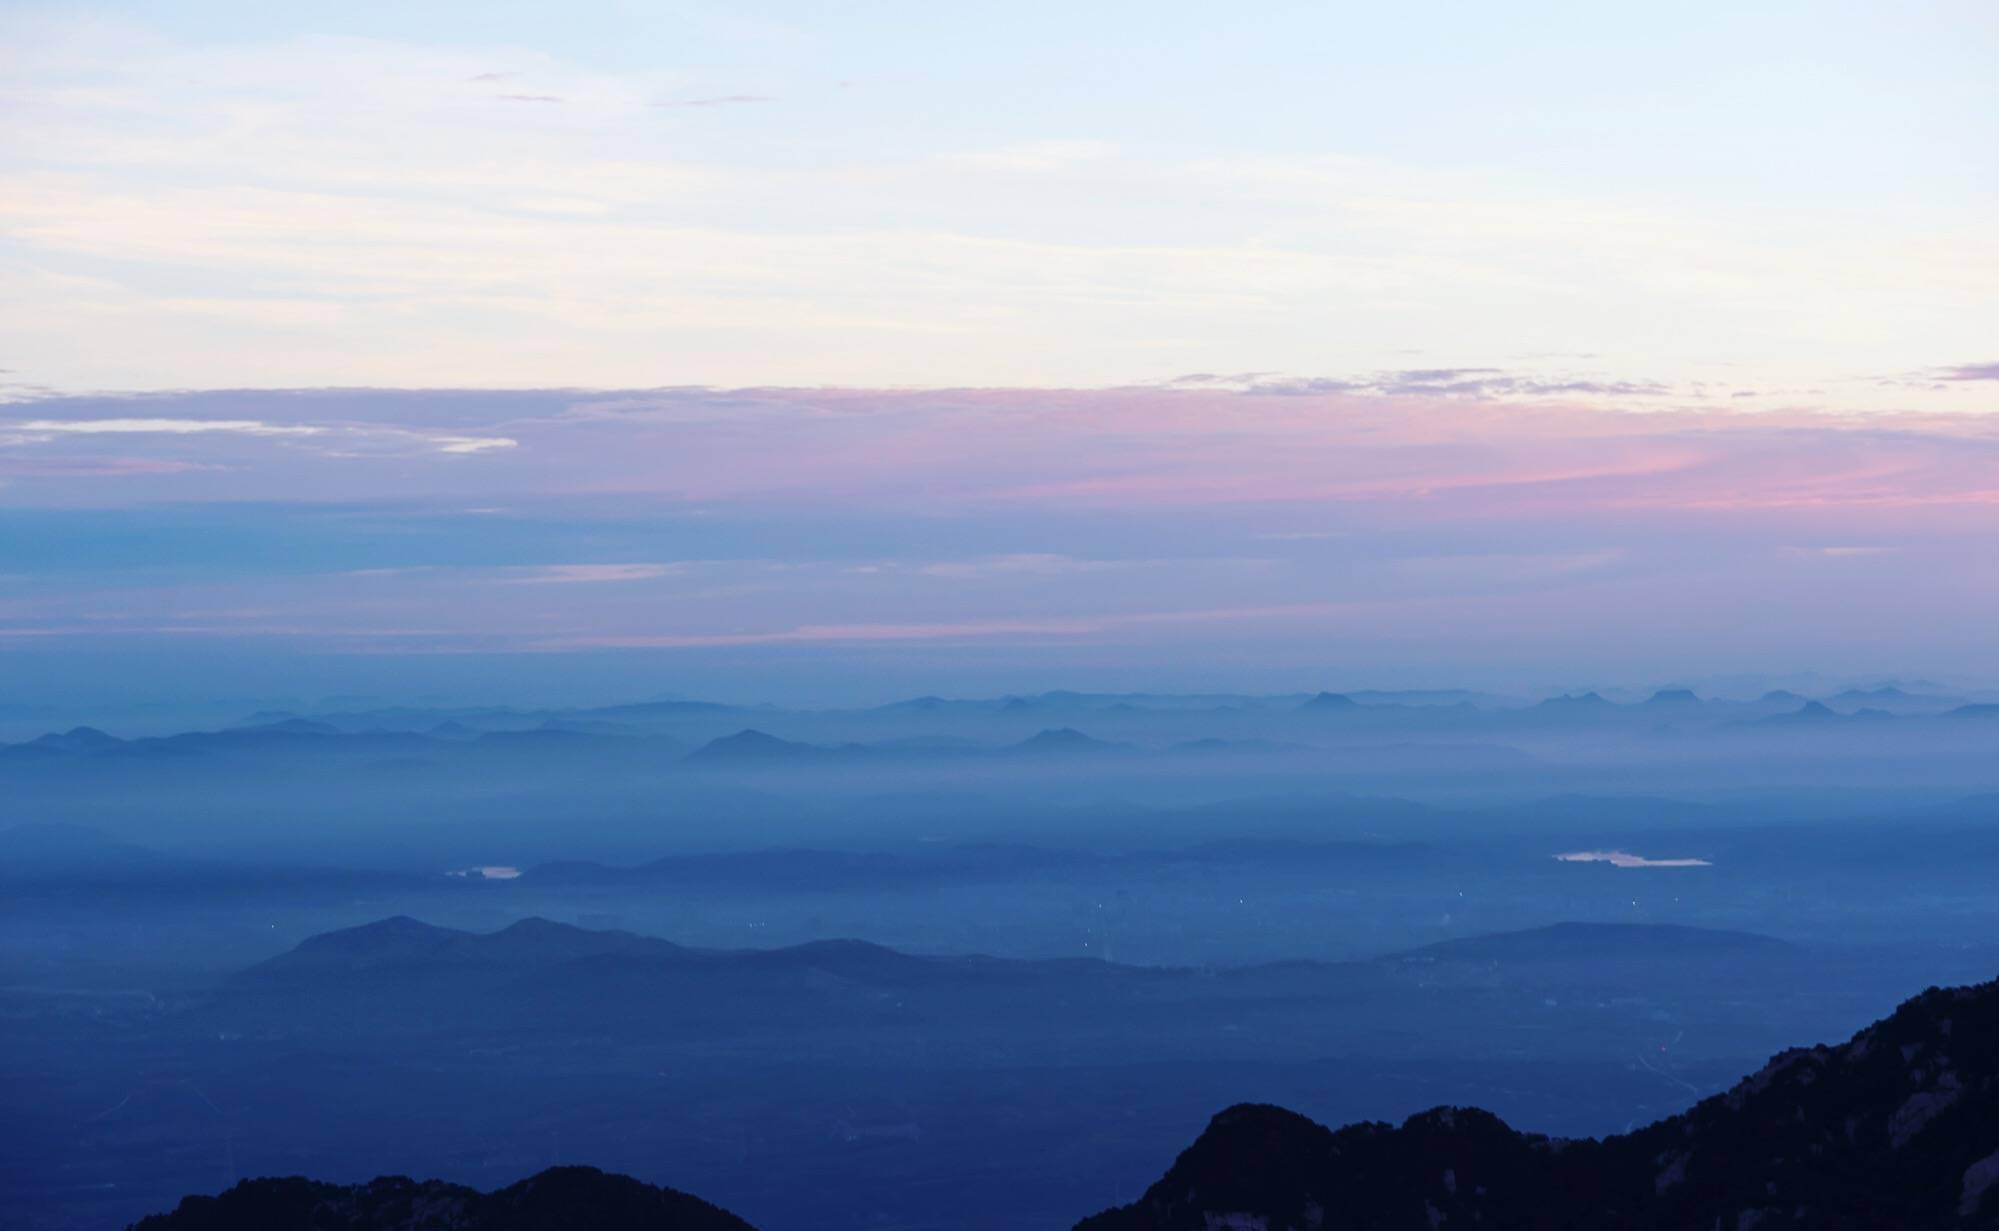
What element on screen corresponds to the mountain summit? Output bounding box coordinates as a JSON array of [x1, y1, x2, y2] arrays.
[[1300, 691, 1359, 711], [122, 966, 1999, 1230], [130, 1165, 754, 1231], [1077, 974, 1999, 1229]]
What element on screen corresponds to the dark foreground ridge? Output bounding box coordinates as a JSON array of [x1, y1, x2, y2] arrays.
[[129, 1165, 755, 1231], [1078, 976, 1999, 1230], [127, 972, 1999, 1231]]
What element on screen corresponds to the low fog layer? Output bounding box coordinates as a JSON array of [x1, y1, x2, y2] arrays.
[[4, 685, 1998, 1230]]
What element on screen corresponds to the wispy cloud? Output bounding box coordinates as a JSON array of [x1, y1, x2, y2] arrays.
[[6, 386, 1999, 681], [0, 412, 514, 460], [0, 17, 1991, 399], [1204, 369, 1677, 400], [919, 553, 1126, 580], [0, 455, 212, 477], [1937, 362, 1999, 382], [2, 417, 323, 439], [1555, 851, 1712, 869], [532, 617, 1105, 650], [497, 564, 683, 585], [656, 94, 775, 108]]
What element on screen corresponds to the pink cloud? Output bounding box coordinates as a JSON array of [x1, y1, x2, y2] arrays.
[[8, 385, 1999, 681], [11, 386, 1999, 525]]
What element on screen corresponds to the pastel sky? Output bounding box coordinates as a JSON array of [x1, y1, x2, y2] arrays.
[[1, 3, 1995, 708], [3, 0, 1995, 401], [5, 385, 1998, 709]]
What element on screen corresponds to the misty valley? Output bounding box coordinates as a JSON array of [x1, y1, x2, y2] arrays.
[[10, 3, 1997, 1223], [6, 686, 1999, 1229]]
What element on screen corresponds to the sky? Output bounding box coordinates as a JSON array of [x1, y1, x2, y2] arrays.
[[1, 2, 1996, 712]]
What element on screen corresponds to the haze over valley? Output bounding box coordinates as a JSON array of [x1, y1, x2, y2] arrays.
[[5, 2, 1997, 1225], [7, 684, 1999, 1229]]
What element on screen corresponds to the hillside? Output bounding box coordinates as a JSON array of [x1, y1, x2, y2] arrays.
[[1077, 974, 1999, 1229], [128, 1166, 755, 1231], [123, 968, 1999, 1229]]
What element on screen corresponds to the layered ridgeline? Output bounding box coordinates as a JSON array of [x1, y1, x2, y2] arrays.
[[1078, 977, 1999, 1231], [127, 969, 1999, 1230], [129, 1166, 753, 1231]]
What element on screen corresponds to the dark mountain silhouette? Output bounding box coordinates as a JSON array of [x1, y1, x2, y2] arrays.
[[209, 915, 1822, 1058], [582, 698, 740, 718], [26, 724, 124, 753], [227, 916, 1067, 1006], [877, 693, 952, 711], [684, 728, 825, 763], [1300, 690, 1359, 711], [242, 915, 673, 982], [1949, 704, 1999, 720], [1641, 688, 1702, 708], [130, 1165, 755, 1231], [1078, 973, 1999, 1230], [1006, 727, 1127, 755], [1532, 691, 1617, 711], [1757, 699, 1846, 726], [1834, 686, 1925, 705], [127, 966, 1999, 1230], [103, 721, 438, 758]]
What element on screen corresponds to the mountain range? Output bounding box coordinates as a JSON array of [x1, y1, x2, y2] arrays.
[[7, 683, 1995, 762], [130, 1166, 754, 1231], [128, 968, 1999, 1229], [1080, 971, 1999, 1229]]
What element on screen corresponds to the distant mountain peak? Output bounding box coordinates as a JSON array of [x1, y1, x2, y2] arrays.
[[1746, 699, 1848, 727], [130, 1164, 756, 1231], [1299, 690, 1357, 711], [1835, 685, 1914, 702], [1007, 727, 1121, 755], [883, 694, 949, 711], [1534, 690, 1614, 708], [298, 915, 454, 947], [1642, 688, 1701, 706], [1080, 973, 1999, 1230], [685, 728, 821, 763], [495, 915, 586, 938], [25, 725, 123, 752]]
